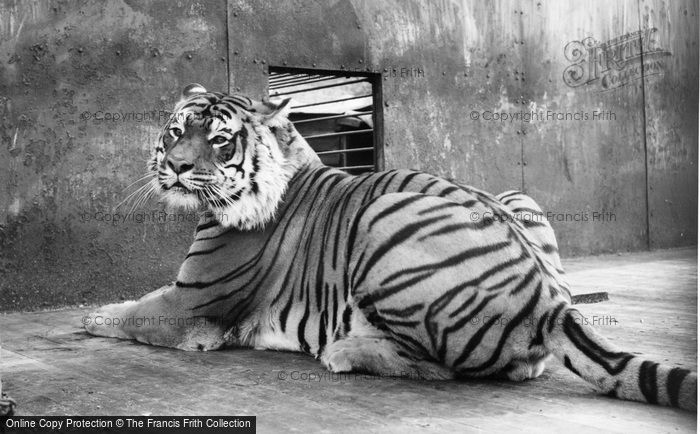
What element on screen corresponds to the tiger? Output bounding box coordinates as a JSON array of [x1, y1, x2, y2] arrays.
[[85, 83, 697, 411]]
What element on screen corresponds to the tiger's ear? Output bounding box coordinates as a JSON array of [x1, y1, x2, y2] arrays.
[[181, 83, 207, 99], [260, 98, 292, 128]]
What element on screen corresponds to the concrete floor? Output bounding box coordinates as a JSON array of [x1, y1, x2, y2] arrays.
[[1, 247, 697, 433]]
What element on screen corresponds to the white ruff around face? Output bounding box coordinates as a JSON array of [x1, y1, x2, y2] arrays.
[[209, 124, 296, 231], [161, 189, 202, 210]]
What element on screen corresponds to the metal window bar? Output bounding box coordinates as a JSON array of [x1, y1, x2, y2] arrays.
[[270, 75, 351, 90], [292, 111, 373, 125], [315, 147, 374, 156], [269, 74, 325, 87], [269, 70, 376, 174], [291, 94, 372, 110], [304, 129, 374, 140], [336, 165, 374, 171], [270, 78, 370, 97], [270, 74, 329, 85], [268, 72, 294, 80]]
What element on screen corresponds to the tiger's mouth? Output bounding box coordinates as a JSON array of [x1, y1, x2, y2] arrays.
[[164, 180, 188, 191], [162, 180, 198, 196], [169, 186, 192, 195]]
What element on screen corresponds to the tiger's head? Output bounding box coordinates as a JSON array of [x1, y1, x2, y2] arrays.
[[149, 83, 319, 230]]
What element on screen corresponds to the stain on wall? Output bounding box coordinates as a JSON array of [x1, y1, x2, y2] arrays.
[[0, 0, 228, 311], [0, 0, 697, 311], [519, 0, 650, 255], [640, 0, 698, 249], [228, 0, 697, 256]]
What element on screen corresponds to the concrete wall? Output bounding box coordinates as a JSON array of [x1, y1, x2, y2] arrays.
[[1, 0, 697, 311], [0, 0, 227, 311]]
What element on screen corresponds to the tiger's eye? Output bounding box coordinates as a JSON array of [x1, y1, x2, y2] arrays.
[[211, 136, 228, 145], [169, 128, 183, 138]]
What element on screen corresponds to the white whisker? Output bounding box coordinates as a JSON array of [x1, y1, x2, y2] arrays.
[[122, 173, 155, 191], [116, 179, 155, 211]]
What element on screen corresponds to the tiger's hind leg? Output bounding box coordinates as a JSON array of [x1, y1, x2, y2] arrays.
[[498, 354, 551, 381], [321, 336, 454, 380], [321, 307, 454, 380]]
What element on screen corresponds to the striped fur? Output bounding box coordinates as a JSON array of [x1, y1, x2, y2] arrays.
[[86, 85, 696, 411]]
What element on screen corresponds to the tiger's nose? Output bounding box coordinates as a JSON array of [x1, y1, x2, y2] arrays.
[[167, 156, 194, 174]]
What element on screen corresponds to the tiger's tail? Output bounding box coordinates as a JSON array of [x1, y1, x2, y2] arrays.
[[543, 304, 697, 411]]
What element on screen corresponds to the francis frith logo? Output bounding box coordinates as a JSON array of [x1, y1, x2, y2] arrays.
[[563, 28, 671, 91]]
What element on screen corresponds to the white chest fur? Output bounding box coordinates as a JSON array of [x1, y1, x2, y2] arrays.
[[244, 311, 300, 351]]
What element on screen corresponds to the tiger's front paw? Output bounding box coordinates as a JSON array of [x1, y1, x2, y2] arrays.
[[320, 337, 383, 373], [83, 301, 139, 340], [321, 347, 354, 373]]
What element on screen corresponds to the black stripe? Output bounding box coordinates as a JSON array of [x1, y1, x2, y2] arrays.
[[225, 279, 262, 321], [418, 179, 440, 193], [389, 331, 435, 360], [541, 243, 558, 253], [416, 202, 461, 216], [438, 294, 500, 360], [447, 293, 478, 319], [436, 185, 461, 196], [331, 173, 373, 270], [521, 220, 547, 228], [185, 243, 225, 258], [510, 207, 543, 215], [348, 249, 367, 298], [396, 172, 421, 192], [359, 171, 394, 204], [181, 101, 208, 110], [605, 380, 621, 398], [298, 296, 311, 354], [178, 265, 258, 290], [380, 303, 425, 318], [562, 311, 634, 375], [340, 305, 352, 337], [352, 213, 453, 289], [529, 312, 550, 349], [379, 240, 512, 288], [666, 368, 691, 408], [458, 283, 542, 374], [486, 274, 519, 293], [367, 194, 428, 229], [497, 191, 523, 202], [638, 361, 659, 404], [185, 168, 329, 290], [379, 170, 401, 195], [196, 220, 219, 232], [417, 217, 496, 241], [564, 355, 581, 377], [279, 295, 294, 333], [509, 267, 538, 296], [547, 302, 567, 333], [383, 318, 421, 327], [296, 173, 347, 300], [330, 285, 339, 335], [452, 314, 502, 366], [317, 311, 328, 356], [358, 271, 433, 310], [271, 252, 301, 307], [413, 254, 530, 354]]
